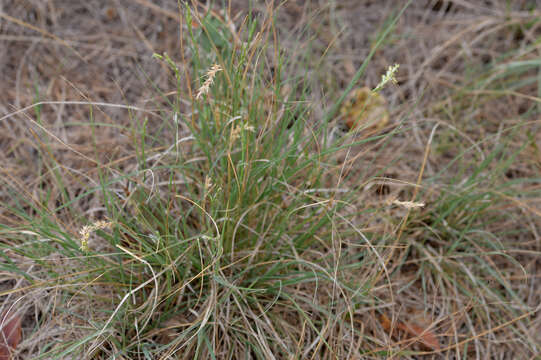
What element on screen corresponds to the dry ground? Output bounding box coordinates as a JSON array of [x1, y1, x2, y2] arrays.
[[1, 0, 541, 359]]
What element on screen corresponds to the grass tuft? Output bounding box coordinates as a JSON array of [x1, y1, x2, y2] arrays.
[[1, 1, 540, 359]]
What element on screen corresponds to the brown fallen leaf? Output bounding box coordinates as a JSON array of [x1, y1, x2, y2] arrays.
[[339, 87, 389, 133], [398, 319, 441, 351], [380, 313, 441, 351], [380, 313, 393, 333], [0, 310, 22, 360]]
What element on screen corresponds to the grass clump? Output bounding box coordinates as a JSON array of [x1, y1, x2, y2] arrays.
[[0, 1, 540, 359], [1, 4, 386, 359]]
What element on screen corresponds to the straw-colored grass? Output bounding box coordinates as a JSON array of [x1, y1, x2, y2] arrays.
[[0, 1, 540, 359]]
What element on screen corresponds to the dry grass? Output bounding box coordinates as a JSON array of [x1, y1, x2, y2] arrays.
[[1, 0, 540, 359]]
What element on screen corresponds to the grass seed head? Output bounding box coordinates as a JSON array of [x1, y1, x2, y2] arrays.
[[196, 64, 222, 100], [79, 221, 113, 252]]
